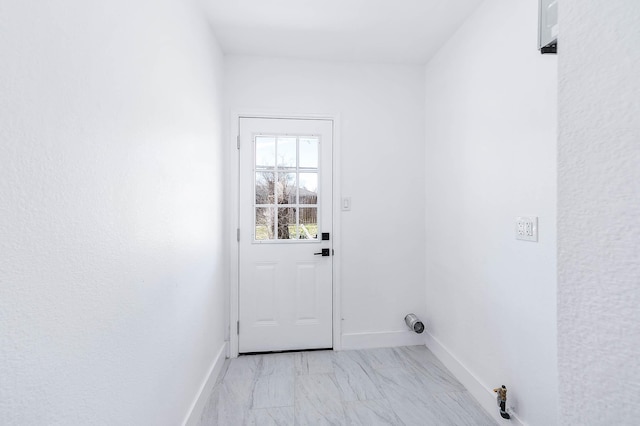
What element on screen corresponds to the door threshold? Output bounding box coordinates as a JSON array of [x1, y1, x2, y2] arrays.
[[240, 347, 333, 356]]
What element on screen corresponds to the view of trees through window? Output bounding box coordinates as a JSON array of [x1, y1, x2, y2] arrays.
[[254, 136, 319, 240]]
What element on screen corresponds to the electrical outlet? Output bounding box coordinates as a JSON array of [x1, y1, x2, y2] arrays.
[[516, 216, 538, 242]]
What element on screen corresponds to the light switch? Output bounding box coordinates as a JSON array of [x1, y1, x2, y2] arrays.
[[342, 197, 351, 211], [516, 216, 538, 242]]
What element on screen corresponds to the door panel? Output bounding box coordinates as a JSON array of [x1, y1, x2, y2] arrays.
[[254, 263, 277, 323], [238, 117, 333, 353], [295, 262, 319, 322]]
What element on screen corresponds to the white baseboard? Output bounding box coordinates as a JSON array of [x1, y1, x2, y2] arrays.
[[424, 331, 526, 426], [341, 330, 426, 351], [182, 341, 228, 426]]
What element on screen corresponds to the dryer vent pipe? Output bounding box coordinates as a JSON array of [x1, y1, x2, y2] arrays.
[[405, 313, 424, 334]]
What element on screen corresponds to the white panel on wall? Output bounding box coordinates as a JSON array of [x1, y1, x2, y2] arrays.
[[225, 57, 427, 348], [424, 0, 558, 424], [558, 1, 640, 424], [0, 0, 227, 424]]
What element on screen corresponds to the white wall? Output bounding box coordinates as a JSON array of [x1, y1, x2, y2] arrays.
[[558, 1, 640, 424], [424, 1, 558, 424], [225, 56, 426, 349], [0, 0, 227, 424]]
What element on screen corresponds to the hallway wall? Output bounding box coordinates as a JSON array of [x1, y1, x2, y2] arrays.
[[225, 56, 427, 349], [0, 0, 227, 424], [558, 1, 640, 423], [423, 1, 558, 424]]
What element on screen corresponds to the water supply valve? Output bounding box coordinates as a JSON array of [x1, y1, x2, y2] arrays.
[[405, 313, 425, 334]]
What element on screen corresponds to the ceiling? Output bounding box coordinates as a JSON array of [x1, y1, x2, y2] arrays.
[[204, 0, 485, 64]]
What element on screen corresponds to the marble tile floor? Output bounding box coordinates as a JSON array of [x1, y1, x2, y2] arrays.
[[198, 345, 497, 426]]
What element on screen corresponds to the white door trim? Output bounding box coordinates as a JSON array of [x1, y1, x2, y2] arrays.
[[228, 111, 342, 358]]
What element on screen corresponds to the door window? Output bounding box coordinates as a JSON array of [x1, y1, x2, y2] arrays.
[[254, 135, 320, 241]]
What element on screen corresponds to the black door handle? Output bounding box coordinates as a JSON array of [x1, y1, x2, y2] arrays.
[[314, 248, 330, 256]]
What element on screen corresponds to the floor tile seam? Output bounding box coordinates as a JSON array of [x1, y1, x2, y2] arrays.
[[416, 375, 460, 387], [253, 375, 296, 411], [339, 390, 388, 403], [293, 369, 336, 377], [376, 383, 460, 405], [434, 390, 498, 421], [319, 369, 387, 404], [396, 363, 466, 386], [340, 396, 392, 407], [219, 378, 259, 400], [251, 402, 295, 410], [294, 401, 349, 424], [438, 389, 471, 396], [369, 364, 410, 371], [257, 372, 296, 378], [340, 400, 408, 426], [221, 373, 258, 382], [215, 359, 232, 385], [293, 371, 339, 379], [400, 358, 443, 369], [419, 388, 469, 397], [292, 372, 297, 425]]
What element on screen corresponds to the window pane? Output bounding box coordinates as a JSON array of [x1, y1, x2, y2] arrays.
[[256, 137, 275, 168], [299, 138, 318, 169], [255, 207, 274, 240], [277, 137, 297, 168], [276, 173, 296, 205], [299, 208, 318, 240], [277, 207, 297, 240], [255, 172, 274, 204], [298, 173, 318, 205]]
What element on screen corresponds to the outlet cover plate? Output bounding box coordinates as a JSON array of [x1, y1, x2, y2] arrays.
[[516, 216, 538, 242]]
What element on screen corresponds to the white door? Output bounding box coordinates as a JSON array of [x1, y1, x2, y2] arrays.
[[238, 117, 333, 353]]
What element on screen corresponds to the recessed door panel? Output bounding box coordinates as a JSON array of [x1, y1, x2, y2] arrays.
[[295, 262, 319, 322], [253, 263, 278, 324]]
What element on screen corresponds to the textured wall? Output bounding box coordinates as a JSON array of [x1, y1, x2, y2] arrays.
[[424, 0, 558, 424], [225, 56, 427, 345], [558, 1, 640, 423], [0, 0, 227, 424]]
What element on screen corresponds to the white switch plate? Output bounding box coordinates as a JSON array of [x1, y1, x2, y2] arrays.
[[342, 197, 351, 211], [516, 216, 538, 242]]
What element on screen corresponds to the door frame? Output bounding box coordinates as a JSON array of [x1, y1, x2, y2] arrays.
[[228, 111, 342, 358]]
